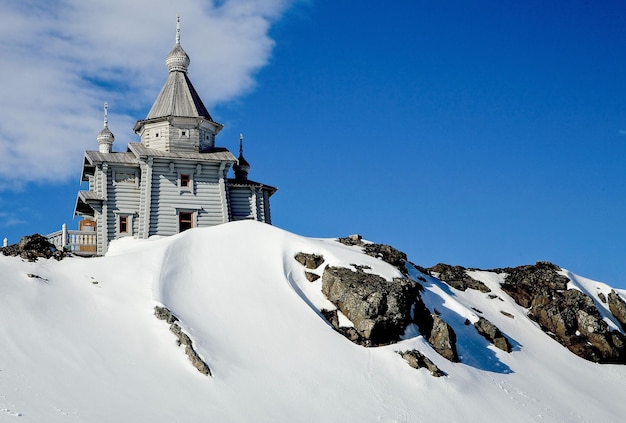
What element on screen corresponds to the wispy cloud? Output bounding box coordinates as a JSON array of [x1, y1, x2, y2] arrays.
[[0, 0, 294, 186], [0, 212, 27, 228], [619, 130, 626, 136]]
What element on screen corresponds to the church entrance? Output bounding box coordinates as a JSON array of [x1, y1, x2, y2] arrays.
[[179, 211, 194, 232]]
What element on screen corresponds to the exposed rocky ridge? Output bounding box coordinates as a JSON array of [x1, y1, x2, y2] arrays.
[[427, 263, 491, 293], [300, 239, 626, 365], [500, 261, 626, 363], [362, 244, 408, 275], [336, 237, 408, 275], [154, 306, 211, 376], [1, 234, 66, 261]]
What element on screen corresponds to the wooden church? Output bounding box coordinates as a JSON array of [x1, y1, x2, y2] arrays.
[[74, 18, 276, 255]]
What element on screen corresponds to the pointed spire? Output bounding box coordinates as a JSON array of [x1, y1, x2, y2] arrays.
[[97, 102, 114, 153], [166, 15, 190, 73], [176, 15, 181, 45], [103, 102, 109, 127], [234, 133, 250, 180]]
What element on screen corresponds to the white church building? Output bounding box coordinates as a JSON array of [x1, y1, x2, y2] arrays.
[[72, 19, 276, 255]]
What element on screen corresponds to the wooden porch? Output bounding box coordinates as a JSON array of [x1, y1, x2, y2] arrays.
[[47, 224, 97, 256]]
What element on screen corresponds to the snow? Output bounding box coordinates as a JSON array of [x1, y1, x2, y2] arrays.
[[1, 220, 626, 422]]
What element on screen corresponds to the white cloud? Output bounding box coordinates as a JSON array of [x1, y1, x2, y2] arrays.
[[0, 0, 294, 186]]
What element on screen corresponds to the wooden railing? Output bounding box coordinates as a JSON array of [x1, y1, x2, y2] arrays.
[[47, 224, 97, 256]]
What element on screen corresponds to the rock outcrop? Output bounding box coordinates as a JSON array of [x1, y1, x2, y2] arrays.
[[1, 234, 65, 261], [336, 237, 408, 275], [321, 266, 419, 346], [608, 290, 626, 331], [427, 314, 459, 362], [362, 243, 408, 275], [399, 350, 445, 377], [474, 317, 511, 352], [294, 252, 325, 269], [500, 262, 626, 363], [154, 306, 211, 376], [427, 263, 491, 293], [499, 261, 568, 308]]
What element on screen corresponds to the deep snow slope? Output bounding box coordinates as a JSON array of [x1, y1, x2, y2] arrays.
[[1, 220, 625, 422]]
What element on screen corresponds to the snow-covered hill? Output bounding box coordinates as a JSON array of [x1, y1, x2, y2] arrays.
[[1, 221, 625, 422]]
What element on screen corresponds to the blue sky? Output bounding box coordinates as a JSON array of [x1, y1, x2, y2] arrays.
[[1, 0, 626, 287]]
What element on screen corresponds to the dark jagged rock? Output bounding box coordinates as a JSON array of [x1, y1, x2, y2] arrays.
[[428, 315, 459, 362], [154, 306, 211, 376], [363, 243, 408, 275], [474, 317, 511, 352], [336, 237, 408, 275], [500, 261, 568, 308], [170, 324, 212, 376], [320, 309, 367, 344], [598, 292, 607, 304], [408, 261, 431, 278], [321, 266, 419, 346], [501, 262, 626, 363], [1, 234, 66, 261], [305, 272, 320, 282], [399, 350, 445, 377], [500, 311, 514, 319], [154, 305, 179, 324], [294, 252, 325, 269], [336, 234, 364, 246], [427, 263, 491, 293], [406, 294, 459, 362], [321, 309, 340, 328], [608, 290, 626, 331]]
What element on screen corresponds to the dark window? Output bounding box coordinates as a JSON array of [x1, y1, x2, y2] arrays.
[[119, 216, 128, 233], [179, 212, 193, 232], [180, 174, 191, 188]]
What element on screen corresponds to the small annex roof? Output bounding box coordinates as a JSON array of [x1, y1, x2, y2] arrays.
[[227, 178, 278, 196], [81, 151, 139, 182], [128, 142, 236, 163], [84, 151, 139, 165], [74, 190, 104, 216]]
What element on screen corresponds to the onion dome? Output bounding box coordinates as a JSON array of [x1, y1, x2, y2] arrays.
[[97, 102, 114, 153], [166, 16, 190, 73], [233, 133, 250, 180]]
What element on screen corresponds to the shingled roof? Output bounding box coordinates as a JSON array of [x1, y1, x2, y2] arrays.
[[145, 71, 213, 121]]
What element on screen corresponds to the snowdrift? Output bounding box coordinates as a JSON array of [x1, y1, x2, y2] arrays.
[[1, 220, 625, 422]]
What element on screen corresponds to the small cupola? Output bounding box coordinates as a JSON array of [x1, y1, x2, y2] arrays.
[[233, 133, 250, 180], [97, 102, 114, 153], [165, 16, 190, 73]]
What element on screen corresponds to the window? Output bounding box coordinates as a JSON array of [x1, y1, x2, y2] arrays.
[[179, 211, 194, 232], [115, 212, 134, 237], [119, 216, 129, 234], [177, 171, 194, 194]]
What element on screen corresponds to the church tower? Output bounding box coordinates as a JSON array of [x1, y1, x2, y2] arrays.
[[132, 16, 223, 153]]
